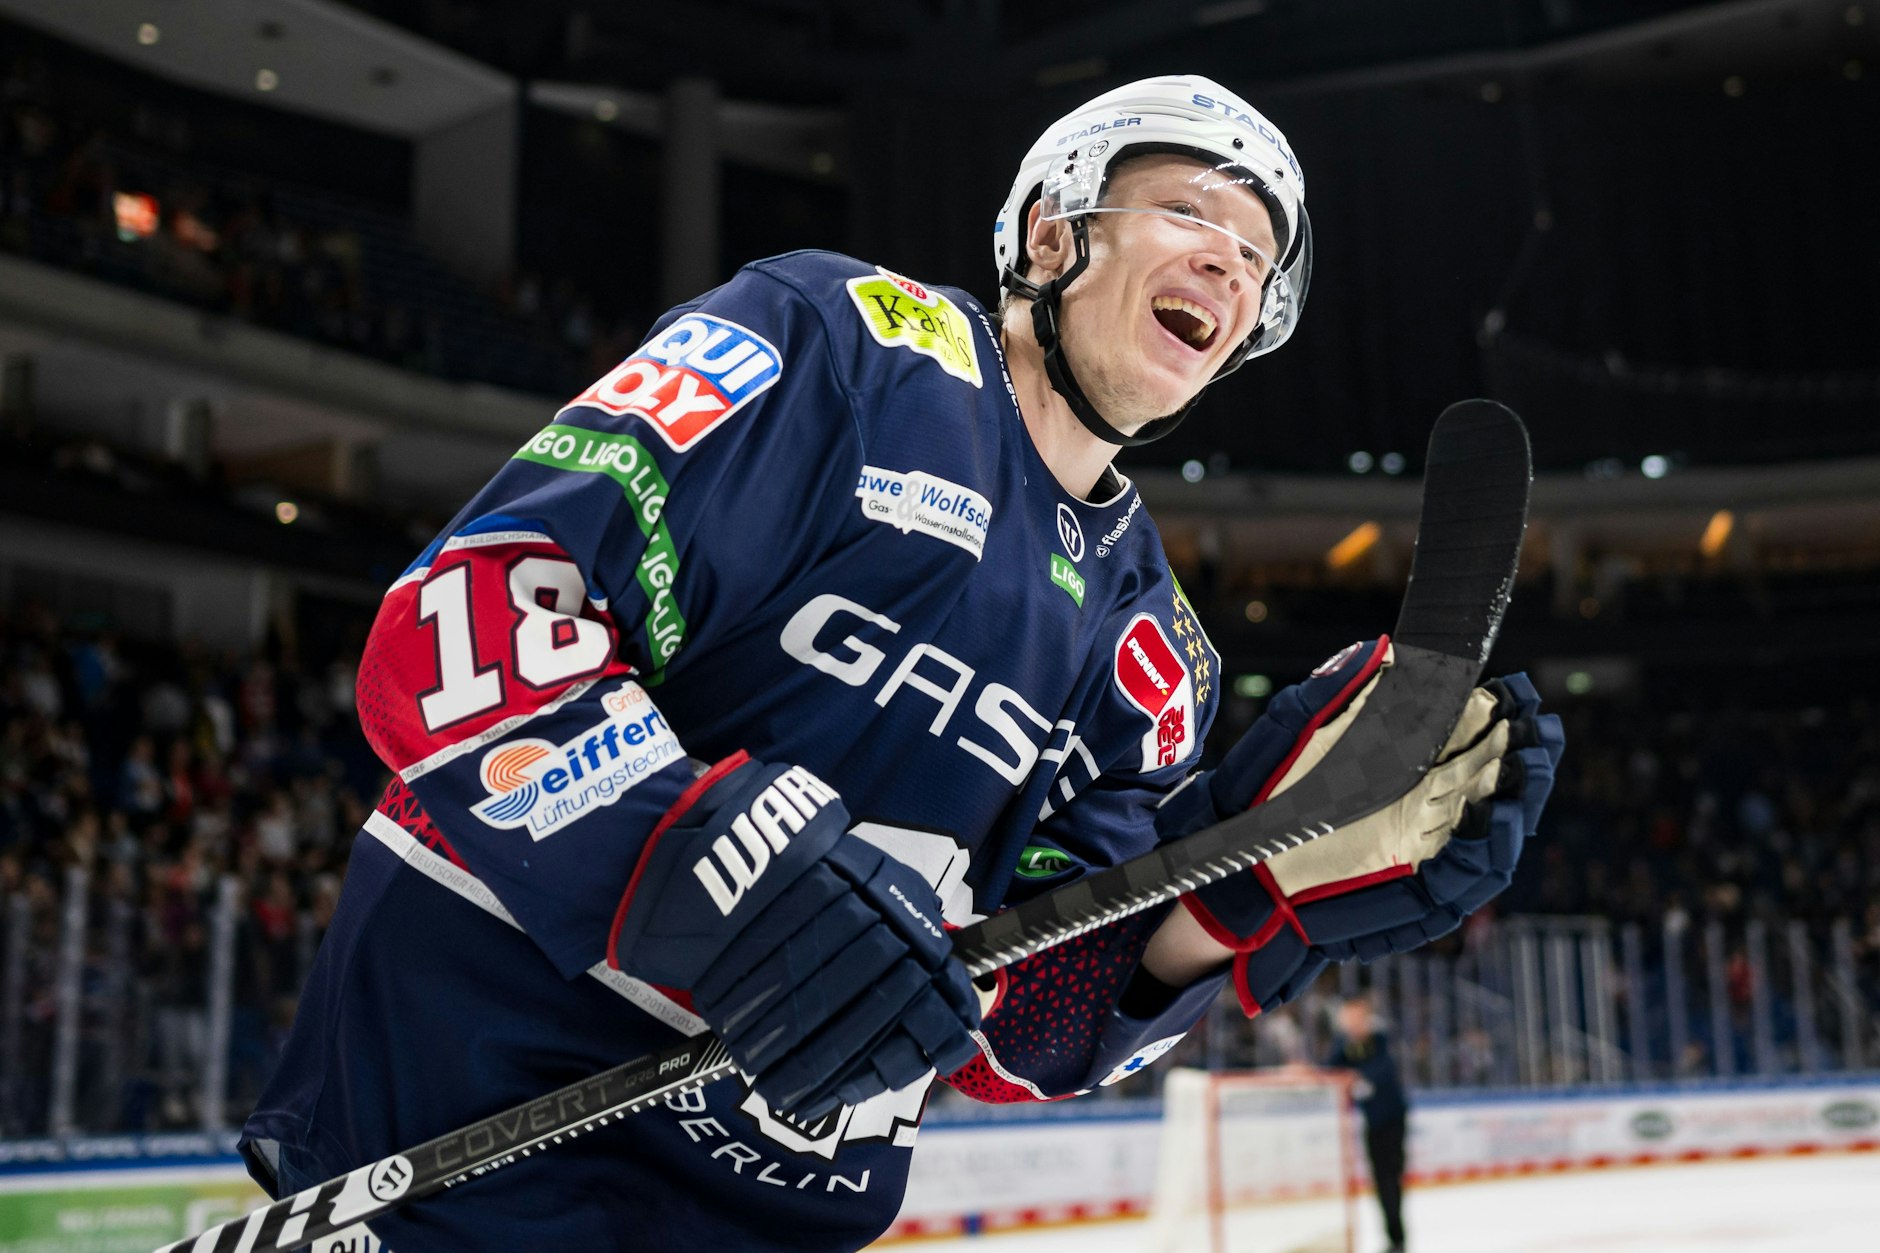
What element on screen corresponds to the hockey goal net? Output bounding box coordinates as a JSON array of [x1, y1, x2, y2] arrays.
[[1148, 1067, 1358, 1253]]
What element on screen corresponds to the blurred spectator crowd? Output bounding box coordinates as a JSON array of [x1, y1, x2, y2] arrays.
[[0, 40, 641, 396], [6, 582, 1880, 1131], [1535, 696, 1880, 952], [0, 600, 380, 1135]]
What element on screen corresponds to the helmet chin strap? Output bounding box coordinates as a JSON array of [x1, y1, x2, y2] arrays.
[[1003, 216, 1202, 449]]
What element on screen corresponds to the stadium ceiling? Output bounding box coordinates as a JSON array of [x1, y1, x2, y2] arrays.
[[0, 0, 514, 137], [325, 0, 1835, 100]]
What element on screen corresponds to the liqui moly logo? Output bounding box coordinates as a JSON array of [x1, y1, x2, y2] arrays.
[[1113, 614, 1196, 771], [563, 314, 782, 452], [471, 683, 684, 839]]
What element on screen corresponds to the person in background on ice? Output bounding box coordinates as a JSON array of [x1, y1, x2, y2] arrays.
[[1330, 993, 1411, 1253], [238, 74, 1563, 1252]]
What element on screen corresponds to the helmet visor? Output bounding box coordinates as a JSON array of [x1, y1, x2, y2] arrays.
[[1042, 156, 1310, 361]]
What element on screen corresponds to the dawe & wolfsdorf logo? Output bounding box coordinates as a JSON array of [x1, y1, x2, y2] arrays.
[[854, 465, 993, 559], [471, 682, 684, 840]]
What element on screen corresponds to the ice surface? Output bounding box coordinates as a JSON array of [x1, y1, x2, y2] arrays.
[[874, 1152, 1880, 1252]]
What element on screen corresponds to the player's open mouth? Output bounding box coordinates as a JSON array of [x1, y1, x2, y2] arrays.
[[1150, 296, 1218, 351]]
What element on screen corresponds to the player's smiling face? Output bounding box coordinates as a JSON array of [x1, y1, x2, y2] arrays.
[[1025, 154, 1277, 431]]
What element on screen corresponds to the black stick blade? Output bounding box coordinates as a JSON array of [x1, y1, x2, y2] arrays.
[[1393, 400, 1532, 663]]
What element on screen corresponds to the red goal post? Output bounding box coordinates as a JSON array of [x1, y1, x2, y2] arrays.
[[1149, 1066, 1359, 1253]]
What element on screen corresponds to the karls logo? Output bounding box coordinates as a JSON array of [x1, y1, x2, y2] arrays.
[[564, 314, 782, 452], [846, 268, 982, 387], [694, 766, 839, 914], [471, 683, 684, 839], [1113, 614, 1196, 771], [854, 465, 993, 560], [1095, 492, 1142, 558], [1055, 503, 1085, 562]]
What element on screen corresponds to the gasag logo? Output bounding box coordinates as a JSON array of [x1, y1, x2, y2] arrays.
[[855, 465, 993, 559], [1113, 613, 1196, 771], [1055, 503, 1085, 562], [564, 314, 783, 452], [846, 267, 982, 387], [470, 682, 684, 839]]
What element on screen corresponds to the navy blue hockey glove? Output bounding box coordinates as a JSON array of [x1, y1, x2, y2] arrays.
[[1158, 638, 1565, 1016], [608, 753, 981, 1118]]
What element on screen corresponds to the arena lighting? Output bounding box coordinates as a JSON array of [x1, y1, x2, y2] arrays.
[[1243, 599, 1268, 623], [256, 68, 280, 92], [1347, 450, 1374, 473], [1233, 674, 1273, 698], [137, 22, 159, 45], [593, 98, 619, 122], [1700, 509, 1734, 557], [1326, 521, 1380, 570], [112, 192, 159, 241], [275, 501, 300, 524], [1641, 454, 1670, 479], [1565, 671, 1594, 695], [1181, 459, 1205, 483], [1380, 452, 1406, 475]]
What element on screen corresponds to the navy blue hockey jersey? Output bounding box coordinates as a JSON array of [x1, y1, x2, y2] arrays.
[[241, 251, 1227, 1252]]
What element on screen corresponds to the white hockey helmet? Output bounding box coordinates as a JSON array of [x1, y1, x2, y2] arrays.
[[993, 74, 1311, 371]]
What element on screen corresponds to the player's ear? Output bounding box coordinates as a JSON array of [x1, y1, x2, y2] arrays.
[[1024, 199, 1073, 282]]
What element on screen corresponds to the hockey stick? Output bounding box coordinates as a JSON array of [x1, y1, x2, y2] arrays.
[[157, 399, 1530, 1253]]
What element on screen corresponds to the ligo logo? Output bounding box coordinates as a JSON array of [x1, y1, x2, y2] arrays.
[[564, 314, 783, 452]]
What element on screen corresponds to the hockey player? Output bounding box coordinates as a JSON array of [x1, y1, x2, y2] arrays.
[[240, 75, 1563, 1251]]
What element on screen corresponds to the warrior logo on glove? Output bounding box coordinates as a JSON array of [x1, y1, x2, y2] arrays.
[[694, 766, 840, 914]]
